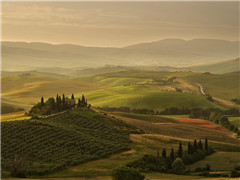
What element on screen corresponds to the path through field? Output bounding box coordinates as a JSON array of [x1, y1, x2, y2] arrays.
[[195, 83, 206, 95]]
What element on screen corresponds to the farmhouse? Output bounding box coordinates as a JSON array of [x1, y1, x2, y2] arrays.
[[65, 97, 75, 106]]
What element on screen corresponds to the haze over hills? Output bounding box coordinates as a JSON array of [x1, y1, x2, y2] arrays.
[[186, 58, 240, 74], [2, 38, 239, 71]]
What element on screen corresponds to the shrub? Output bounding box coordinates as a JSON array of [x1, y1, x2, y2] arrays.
[[171, 158, 185, 174], [229, 170, 240, 177], [112, 167, 145, 180], [235, 166, 240, 170]]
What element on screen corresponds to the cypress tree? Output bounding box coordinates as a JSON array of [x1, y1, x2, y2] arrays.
[[170, 147, 174, 161], [59, 96, 62, 104], [193, 139, 198, 152], [71, 94, 74, 100], [205, 138, 208, 151], [56, 94, 59, 104], [162, 148, 166, 158], [62, 94, 65, 104], [178, 142, 182, 158], [78, 99, 81, 107], [41, 97, 44, 106], [198, 140, 203, 151], [82, 95, 85, 105]]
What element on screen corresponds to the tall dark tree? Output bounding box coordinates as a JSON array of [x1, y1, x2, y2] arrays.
[[170, 147, 174, 161], [41, 97, 44, 106], [82, 95, 85, 105], [205, 138, 208, 151], [187, 142, 193, 154], [58, 96, 62, 104], [71, 94, 74, 100], [198, 140, 203, 151], [162, 148, 166, 158], [56, 94, 59, 104], [62, 94, 65, 104], [178, 142, 182, 158], [193, 139, 198, 152], [78, 99, 81, 107]]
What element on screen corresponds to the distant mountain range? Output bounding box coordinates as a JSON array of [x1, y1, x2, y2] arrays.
[[2, 39, 239, 71]]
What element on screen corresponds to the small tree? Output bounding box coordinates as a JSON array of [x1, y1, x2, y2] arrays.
[[162, 148, 166, 158], [41, 97, 44, 106], [62, 94, 65, 104], [178, 142, 182, 158], [56, 94, 59, 104], [193, 139, 198, 152], [171, 158, 185, 174], [82, 95, 85, 105], [205, 138, 208, 151], [71, 94, 74, 100], [78, 99, 81, 107], [5, 155, 27, 178]]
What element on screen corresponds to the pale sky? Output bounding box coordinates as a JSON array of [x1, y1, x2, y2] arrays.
[[2, 1, 239, 47]]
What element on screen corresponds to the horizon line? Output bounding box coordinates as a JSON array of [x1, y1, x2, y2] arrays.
[[2, 38, 239, 48]]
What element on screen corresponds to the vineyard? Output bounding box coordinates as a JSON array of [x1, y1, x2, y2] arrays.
[[1, 108, 136, 176]]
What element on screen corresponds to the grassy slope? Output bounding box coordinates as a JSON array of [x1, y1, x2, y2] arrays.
[[183, 72, 240, 100], [186, 58, 240, 74], [3, 70, 236, 111], [1, 111, 30, 122], [187, 152, 240, 171], [1, 75, 107, 108], [229, 117, 240, 128], [1, 108, 136, 176], [76, 86, 221, 111]]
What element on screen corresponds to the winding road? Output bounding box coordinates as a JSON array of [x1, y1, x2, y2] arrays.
[[195, 83, 206, 95]]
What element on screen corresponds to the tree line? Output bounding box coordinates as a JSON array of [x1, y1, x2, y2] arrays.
[[112, 138, 213, 180]]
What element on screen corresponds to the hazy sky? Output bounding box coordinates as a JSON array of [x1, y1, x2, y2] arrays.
[[2, 1, 239, 47]]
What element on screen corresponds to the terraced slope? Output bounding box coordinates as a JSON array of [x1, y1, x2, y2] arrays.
[[1, 108, 134, 176]]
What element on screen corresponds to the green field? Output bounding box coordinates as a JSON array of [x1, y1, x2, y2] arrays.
[[113, 112, 179, 123], [183, 72, 240, 100], [229, 117, 240, 128], [76, 85, 221, 111], [2, 70, 238, 111], [187, 152, 240, 171]]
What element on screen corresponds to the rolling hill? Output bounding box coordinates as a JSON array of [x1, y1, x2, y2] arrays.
[[76, 86, 221, 111], [2, 69, 238, 112], [1, 108, 135, 176], [2, 39, 239, 71], [186, 58, 240, 74]]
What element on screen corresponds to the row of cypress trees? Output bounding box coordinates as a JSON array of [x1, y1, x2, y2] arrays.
[[158, 138, 209, 160], [41, 94, 88, 107]]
